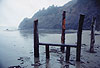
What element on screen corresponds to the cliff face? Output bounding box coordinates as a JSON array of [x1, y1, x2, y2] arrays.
[[61, 0, 100, 30], [19, 0, 100, 30]]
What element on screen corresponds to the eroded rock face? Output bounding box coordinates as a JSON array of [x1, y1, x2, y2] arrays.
[[19, 0, 100, 30]]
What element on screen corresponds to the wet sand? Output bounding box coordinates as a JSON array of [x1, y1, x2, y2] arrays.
[[0, 30, 100, 68]]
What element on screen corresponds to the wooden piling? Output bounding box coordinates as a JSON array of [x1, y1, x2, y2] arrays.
[[46, 45, 50, 59], [66, 47, 70, 61], [76, 14, 85, 61], [34, 19, 39, 58], [90, 17, 96, 53], [61, 11, 66, 53]]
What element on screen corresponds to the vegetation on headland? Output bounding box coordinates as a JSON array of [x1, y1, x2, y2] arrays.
[[19, 0, 100, 30]]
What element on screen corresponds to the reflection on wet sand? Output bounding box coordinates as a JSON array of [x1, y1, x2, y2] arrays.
[[46, 59, 50, 68], [0, 63, 3, 68], [19, 30, 47, 39], [19, 29, 77, 38], [19, 30, 33, 39], [19, 30, 80, 68], [34, 57, 40, 68], [0, 30, 100, 68], [75, 62, 81, 68]]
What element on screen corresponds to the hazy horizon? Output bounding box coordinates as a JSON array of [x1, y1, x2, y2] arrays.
[[0, 0, 71, 29]]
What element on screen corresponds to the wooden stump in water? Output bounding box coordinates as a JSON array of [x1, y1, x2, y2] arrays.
[[34, 19, 39, 58], [76, 14, 85, 61], [61, 11, 66, 53], [90, 17, 96, 53]]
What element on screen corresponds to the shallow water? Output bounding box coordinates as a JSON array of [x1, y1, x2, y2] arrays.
[[0, 30, 100, 68]]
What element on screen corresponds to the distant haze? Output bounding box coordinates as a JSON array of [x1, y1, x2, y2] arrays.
[[0, 0, 71, 29]]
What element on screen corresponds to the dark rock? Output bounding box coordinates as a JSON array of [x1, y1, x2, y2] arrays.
[[31, 62, 41, 66], [17, 57, 23, 60], [82, 44, 87, 46], [20, 62, 24, 64], [95, 55, 98, 56], [87, 61, 90, 63], [30, 52, 33, 54], [95, 33, 100, 35], [69, 61, 75, 66], [8, 65, 21, 68], [50, 49, 58, 53]]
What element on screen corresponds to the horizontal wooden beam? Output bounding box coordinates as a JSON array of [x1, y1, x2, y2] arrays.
[[39, 43, 77, 47]]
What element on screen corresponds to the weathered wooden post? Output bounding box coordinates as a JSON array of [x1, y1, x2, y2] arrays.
[[46, 45, 50, 59], [76, 14, 85, 61], [66, 46, 70, 61], [90, 17, 96, 53], [96, 15, 100, 31], [34, 19, 39, 58], [61, 11, 66, 53]]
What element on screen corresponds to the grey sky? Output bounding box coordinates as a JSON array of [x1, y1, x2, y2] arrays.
[[0, 0, 71, 28]]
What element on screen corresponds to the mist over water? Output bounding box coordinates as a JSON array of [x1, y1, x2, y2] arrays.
[[0, 0, 1, 2], [0, 0, 71, 29]]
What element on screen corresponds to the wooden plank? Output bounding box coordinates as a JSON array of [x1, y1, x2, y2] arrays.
[[90, 17, 96, 53], [39, 43, 77, 47], [61, 11, 66, 52], [76, 14, 85, 61], [34, 19, 39, 58], [46, 45, 50, 59]]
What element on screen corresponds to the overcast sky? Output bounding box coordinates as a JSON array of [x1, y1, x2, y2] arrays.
[[0, 0, 71, 28]]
